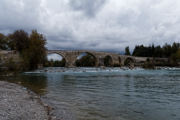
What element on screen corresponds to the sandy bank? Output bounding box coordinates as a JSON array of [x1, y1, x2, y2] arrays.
[[0, 81, 50, 120]]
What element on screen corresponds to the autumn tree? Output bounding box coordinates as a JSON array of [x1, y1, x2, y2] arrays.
[[22, 30, 47, 70]]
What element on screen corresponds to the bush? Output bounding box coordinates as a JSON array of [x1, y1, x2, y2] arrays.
[[5, 57, 22, 72], [143, 58, 155, 69]]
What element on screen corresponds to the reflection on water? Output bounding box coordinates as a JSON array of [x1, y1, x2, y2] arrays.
[[1, 67, 180, 120], [0, 74, 48, 95]]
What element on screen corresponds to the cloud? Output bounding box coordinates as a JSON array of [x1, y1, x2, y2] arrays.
[[0, 0, 180, 52], [0, 0, 41, 32], [69, 0, 106, 17]]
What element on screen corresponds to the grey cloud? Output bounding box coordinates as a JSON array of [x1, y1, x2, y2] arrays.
[[0, 0, 180, 52], [0, 0, 41, 33], [69, 0, 106, 17]]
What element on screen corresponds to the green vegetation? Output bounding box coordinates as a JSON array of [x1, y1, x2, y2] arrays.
[[8, 30, 29, 52], [21, 30, 47, 70], [132, 43, 180, 66], [0, 33, 9, 50], [132, 43, 180, 58], [125, 46, 131, 55], [143, 58, 155, 69], [0, 30, 47, 71], [76, 54, 96, 67]]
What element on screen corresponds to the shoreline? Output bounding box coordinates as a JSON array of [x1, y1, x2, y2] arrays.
[[0, 81, 53, 120]]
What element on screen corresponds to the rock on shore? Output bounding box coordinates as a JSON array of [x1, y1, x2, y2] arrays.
[[0, 81, 49, 120]]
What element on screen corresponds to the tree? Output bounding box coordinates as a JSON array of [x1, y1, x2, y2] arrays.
[[171, 49, 180, 63], [154, 46, 163, 57], [0, 33, 9, 50], [22, 30, 47, 70], [163, 43, 172, 57], [176, 49, 180, 61], [132, 43, 180, 58], [9, 30, 29, 52], [125, 46, 131, 55]]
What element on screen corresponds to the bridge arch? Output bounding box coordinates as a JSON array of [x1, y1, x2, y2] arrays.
[[47, 51, 66, 59], [46, 50, 140, 68], [104, 55, 113, 67], [75, 52, 97, 67], [124, 57, 135, 68], [46, 51, 67, 67]]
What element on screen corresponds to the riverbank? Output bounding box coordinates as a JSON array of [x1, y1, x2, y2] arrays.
[[0, 81, 52, 120]]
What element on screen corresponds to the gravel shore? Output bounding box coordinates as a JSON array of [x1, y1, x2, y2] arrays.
[[0, 81, 50, 120]]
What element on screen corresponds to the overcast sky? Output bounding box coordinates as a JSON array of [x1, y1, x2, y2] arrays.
[[0, 0, 180, 52]]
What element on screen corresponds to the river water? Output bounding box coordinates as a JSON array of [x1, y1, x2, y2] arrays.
[[1, 67, 180, 120]]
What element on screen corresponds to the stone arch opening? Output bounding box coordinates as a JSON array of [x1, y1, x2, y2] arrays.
[[75, 52, 97, 67], [124, 57, 135, 68], [45, 53, 66, 67], [104, 55, 113, 67]]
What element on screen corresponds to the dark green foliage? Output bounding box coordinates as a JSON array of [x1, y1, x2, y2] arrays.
[[76, 54, 96, 67], [53, 59, 66, 67], [8, 30, 29, 52], [125, 46, 131, 55], [0, 33, 8, 50], [133, 45, 155, 57], [133, 43, 180, 58], [104, 56, 113, 67], [132, 43, 180, 66], [171, 49, 180, 64]]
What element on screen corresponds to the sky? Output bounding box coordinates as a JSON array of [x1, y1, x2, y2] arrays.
[[0, 0, 180, 52], [47, 53, 62, 61]]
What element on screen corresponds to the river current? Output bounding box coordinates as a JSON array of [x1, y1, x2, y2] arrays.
[[1, 67, 180, 120]]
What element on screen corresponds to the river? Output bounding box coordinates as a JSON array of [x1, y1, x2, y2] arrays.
[[1, 67, 180, 120]]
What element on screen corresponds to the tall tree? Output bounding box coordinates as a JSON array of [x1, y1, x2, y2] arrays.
[[9, 30, 29, 52], [22, 30, 47, 70], [125, 46, 131, 55]]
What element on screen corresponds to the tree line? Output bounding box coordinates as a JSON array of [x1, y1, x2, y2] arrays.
[[125, 43, 180, 61], [0, 30, 47, 71]]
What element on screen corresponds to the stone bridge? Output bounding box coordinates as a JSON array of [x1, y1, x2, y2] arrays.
[[0, 50, 171, 68], [47, 50, 150, 67]]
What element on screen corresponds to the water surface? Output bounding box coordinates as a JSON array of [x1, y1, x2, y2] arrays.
[[1, 67, 180, 120]]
